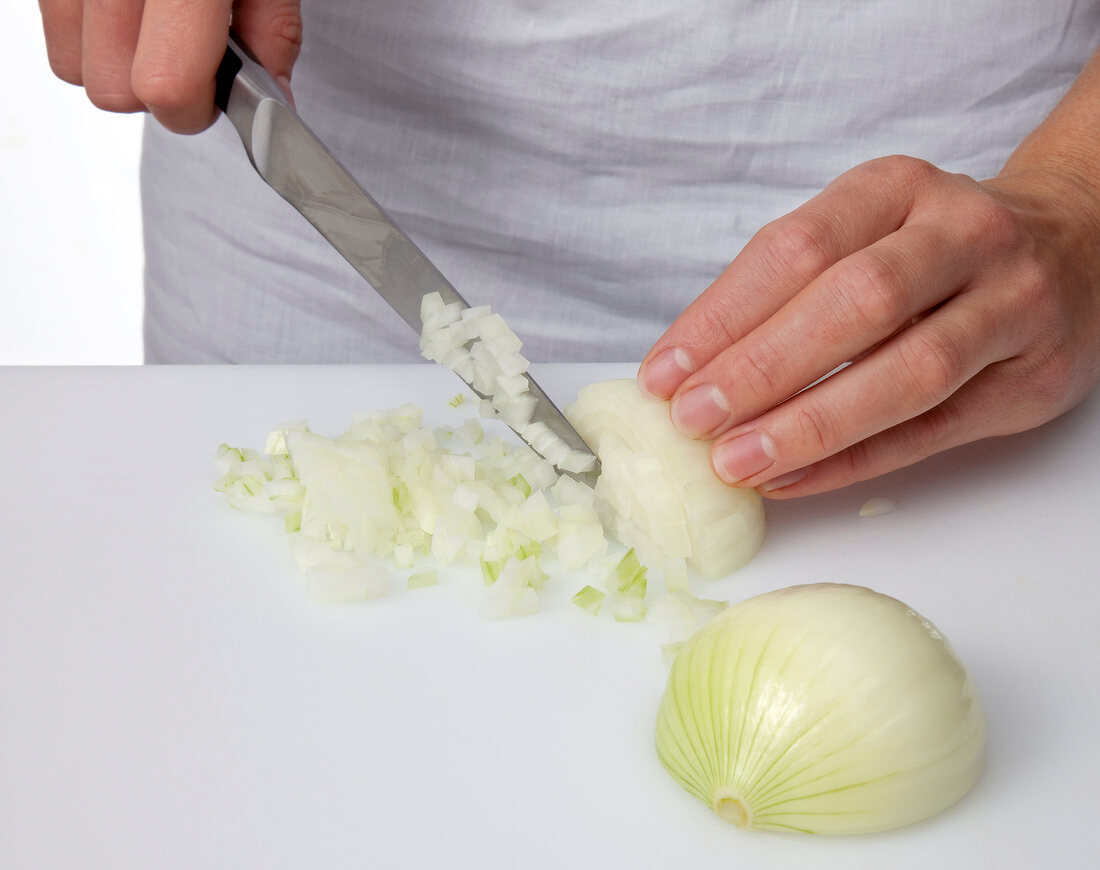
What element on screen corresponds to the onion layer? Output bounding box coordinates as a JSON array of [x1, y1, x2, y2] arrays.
[[655, 583, 986, 834]]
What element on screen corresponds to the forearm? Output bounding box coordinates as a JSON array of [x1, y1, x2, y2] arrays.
[[998, 42, 1100, 202]]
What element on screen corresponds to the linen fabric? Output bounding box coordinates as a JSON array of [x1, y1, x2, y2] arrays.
[[141, 0, 1100, 363]]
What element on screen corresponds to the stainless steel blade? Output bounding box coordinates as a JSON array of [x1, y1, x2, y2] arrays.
[[215, 33, 599, 482]]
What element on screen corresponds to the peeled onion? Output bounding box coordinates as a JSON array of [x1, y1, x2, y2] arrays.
[[655, 583, 986, 834], [566, 379, 765, 578]]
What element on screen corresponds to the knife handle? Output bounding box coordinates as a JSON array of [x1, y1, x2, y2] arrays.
[[214, 31, 291, 117], [214, 42, 243, 113]]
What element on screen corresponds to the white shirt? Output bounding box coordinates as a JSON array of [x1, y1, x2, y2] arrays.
[[140, 0, 1100, 362]]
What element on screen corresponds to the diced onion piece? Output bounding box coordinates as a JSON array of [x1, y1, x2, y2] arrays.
[[663, 558, 689, 592], [495, 351, 529, 377], [406, 570, 439, 590], [550, 475, 596, 507], [859, 496, 898, 517], [461, 304, 492, 323], [612, 548, 648, 598], [394, 544, 415, 570], [558, 449, 598, 474], [612, 595, 646, 623], [646, 593, 698, 642], [647, 590, 728, 643], [263, 420, 308, 456], [420, 291, 446, 324], [476, 314, 520, 348], [441, 347, 473, 374], [660, 642, 684, 667], [480, 556, 542, 619], [496, 395, 538, 430], [495, 374, 530, 397], [571, 585, 606, 614], [555, 500, 608, 569]]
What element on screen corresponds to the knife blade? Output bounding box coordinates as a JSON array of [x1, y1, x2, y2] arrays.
[[213, 32, 599, 482]]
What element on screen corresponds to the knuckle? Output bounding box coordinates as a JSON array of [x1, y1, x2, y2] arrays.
[[755, 215, 835, 280], [85, 87, 144, 114], [863, 154, 939, 191], [837, 436, 876, 478], [131, 66, 195, 113], [826, 252, 907, 334], [696, 310, 738, 351], [1016, 341, 1079, 408], [791, 401, 836, 455], [46, 50, 83, 86], [902, 404, 957, 458], [895, 325, 967, 405], [689, 293, 742, 348], [131, 64, 217, 132], [1008, 258, 1059, 317], [238, 5, 304, 75], [964, 197, 1025, 252], [734, 336, 786, 407], [268, 8, 305, 55]]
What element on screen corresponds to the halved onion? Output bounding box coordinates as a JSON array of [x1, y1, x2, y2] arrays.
[[655, 583, 986, 834]]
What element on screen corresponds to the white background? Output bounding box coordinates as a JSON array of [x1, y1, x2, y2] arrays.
[[2, 4, 144, 365]]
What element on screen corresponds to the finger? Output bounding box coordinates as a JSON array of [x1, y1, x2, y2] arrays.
[[230, 0, 303, 94], [707, 292, 1013, 490], [131, 0, 233, 133], [668, 217, 971, 440], [753, 356, 1064, 499], [638, 156, 940, 398], [81, 0, 145, 113], [39, 0, 84, 85]]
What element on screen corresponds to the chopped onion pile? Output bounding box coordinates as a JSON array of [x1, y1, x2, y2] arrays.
[[655, 583, 986, 834], [419, 292, 596, 475], [215, 374, 770, 632], [214, 391, 758, 626]]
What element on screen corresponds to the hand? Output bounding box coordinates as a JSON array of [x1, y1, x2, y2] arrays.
[[38, 0, 302, 133], [638, 155, 1100, 498]]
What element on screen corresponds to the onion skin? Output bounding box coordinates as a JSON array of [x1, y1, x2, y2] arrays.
[[655, 583, 986, 834]]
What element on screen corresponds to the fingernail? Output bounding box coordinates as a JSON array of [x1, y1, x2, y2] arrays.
[[670, 383, 730, 438], [639, 347, 694, 399], [713, 431, 777, 483], [759, 467, 807, 492]]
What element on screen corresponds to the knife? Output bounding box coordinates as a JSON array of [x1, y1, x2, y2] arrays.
[[213, 31, 599, 482]]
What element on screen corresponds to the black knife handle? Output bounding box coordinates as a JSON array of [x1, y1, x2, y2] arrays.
[[214, 44, 243, 113]]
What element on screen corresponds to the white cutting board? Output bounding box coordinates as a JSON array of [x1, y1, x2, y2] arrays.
[[1, 364, 1098, 869]]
